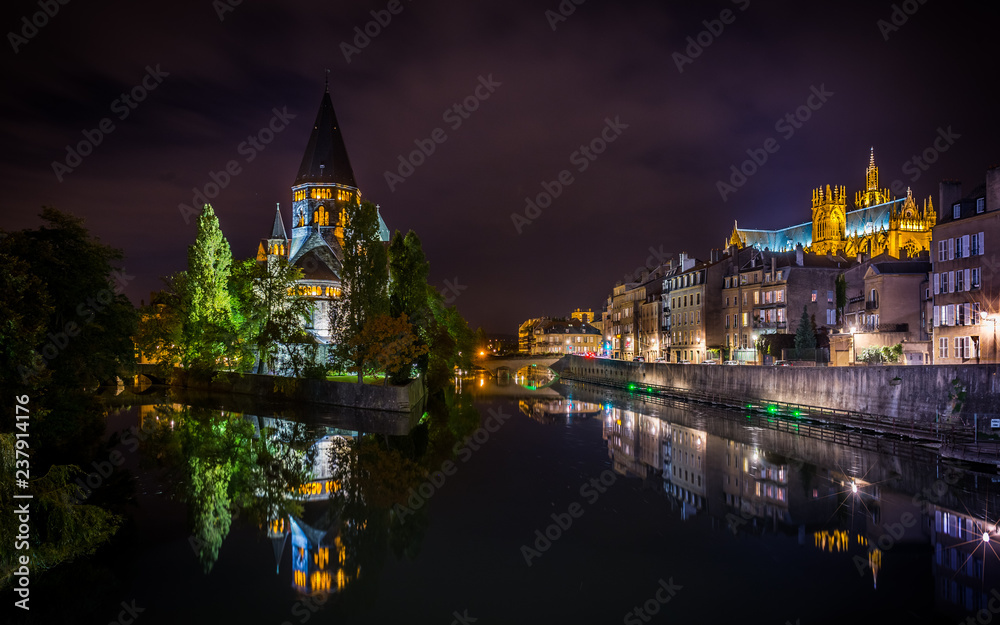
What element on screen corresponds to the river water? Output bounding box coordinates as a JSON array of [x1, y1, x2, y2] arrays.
[[12, 372, 1000, 625]]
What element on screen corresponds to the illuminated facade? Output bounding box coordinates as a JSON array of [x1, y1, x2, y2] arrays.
[[258, 82, 390, 343], [728, 149, 935, 260]]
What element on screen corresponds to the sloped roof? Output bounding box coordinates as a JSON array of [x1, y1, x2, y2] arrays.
[[295, 89, 357, 187]]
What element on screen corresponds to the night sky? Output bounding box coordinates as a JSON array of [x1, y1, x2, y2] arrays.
[[2, 0, 997, 333]]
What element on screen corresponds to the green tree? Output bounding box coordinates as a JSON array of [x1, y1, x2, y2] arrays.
[[181, 204, 238, 371], [835, 273, 847, 325], [0, 208, 137, 391], [388, 230, 431, 382], [794, 305, 816, 353], [388, 231, 430, 323], [332, 201, 389, 382], [229, 257, 313, 374], [0, 434, 122, 589]]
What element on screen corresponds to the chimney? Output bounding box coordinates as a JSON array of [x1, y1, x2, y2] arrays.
[[988, 165, 1000, 211], [940, 180, 962, 219], [771, 256, 775, 275], [710, 248, 721, 263], [795, 243, 804, 267]]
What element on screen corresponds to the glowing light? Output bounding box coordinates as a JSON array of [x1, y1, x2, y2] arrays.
[[984, 532, 991, 543], [851, 482, 859, 494]]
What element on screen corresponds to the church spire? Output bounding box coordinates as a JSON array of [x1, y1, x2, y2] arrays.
[[270, 203, 287, 239], [294, 84, 357, 187]]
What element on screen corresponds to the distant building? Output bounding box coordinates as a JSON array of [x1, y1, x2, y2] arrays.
[[832, 255, 931, 365], [517, 318, 544, 354], [720, 245, 845, 363], [570, 308, 596, 323], [930, 166, 1000, 364], [530, 318, 602, 355], [668, 256, 725, 363], [727, 149, 934, 260]]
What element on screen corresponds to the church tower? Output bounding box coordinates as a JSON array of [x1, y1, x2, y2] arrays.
[[288, 80, 361, 260], [257, 203, 289, 265], [811, 184, 847, 255], [259, 80, 389, 345], [854, 148, 892, 209]]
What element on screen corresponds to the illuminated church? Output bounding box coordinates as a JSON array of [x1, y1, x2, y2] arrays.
[[257, 82, 390, 343], [727, 149, 935, 259]]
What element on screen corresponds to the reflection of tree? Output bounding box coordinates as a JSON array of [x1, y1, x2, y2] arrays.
[[0, 435, 121, 589], [142, 406, 311, 573]]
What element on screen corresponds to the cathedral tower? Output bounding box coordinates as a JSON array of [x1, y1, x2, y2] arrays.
[[811, 184, 847, 255]]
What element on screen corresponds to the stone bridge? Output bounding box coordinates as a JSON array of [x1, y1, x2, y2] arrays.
[[471, 354, 567, 376]]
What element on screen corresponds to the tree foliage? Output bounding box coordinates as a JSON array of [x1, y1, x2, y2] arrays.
[[331, 201, 389, 382], [229, 257, 313, 374], [351, 314, 430, 385], [794, 305, 817, 351], [858, 343, 903, 364], [0, 207, 137, 393]]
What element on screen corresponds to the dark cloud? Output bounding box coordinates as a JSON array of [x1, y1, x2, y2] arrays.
[[1, 0, 996, 332]]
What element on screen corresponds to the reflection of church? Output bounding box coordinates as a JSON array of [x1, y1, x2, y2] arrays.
[[728, 150, 935, 259], [257, 81, 390, 343]]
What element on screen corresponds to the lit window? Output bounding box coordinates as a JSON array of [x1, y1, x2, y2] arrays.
[[977, 197, 985, 214], [953, 203, 961, 219]]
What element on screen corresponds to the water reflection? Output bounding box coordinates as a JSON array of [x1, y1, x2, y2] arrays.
[[577, 381, 1000, 618], [30, 376, 1000, 623]]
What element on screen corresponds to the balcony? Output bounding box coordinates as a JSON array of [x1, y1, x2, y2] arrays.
[[857, 323, 909, 333], [755, 321, 787, 330]]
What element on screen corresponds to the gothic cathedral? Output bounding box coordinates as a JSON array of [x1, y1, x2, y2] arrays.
[[728, 149, 935, 259]]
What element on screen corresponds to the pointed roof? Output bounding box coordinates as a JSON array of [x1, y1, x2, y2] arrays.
[[270, 204, 287, 239], [295, 86, 357, 187]]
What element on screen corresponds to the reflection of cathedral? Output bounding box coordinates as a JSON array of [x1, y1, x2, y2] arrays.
[[257, 82, 390, 343], [728, 149, 935, 259]]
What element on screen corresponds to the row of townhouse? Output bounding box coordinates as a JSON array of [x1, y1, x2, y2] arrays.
[[596, 164, 1000, 364]]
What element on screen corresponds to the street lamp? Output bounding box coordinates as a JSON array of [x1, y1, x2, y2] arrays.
[[849, 325, 857, 365], [983, 312, 997, 364]]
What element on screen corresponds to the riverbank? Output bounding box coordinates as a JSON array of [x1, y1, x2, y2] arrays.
[[137, 365, 426, 414], [559, 356, 1000, 436]]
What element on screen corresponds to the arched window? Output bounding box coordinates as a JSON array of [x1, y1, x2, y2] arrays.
[[869, 289, 878, 309]]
